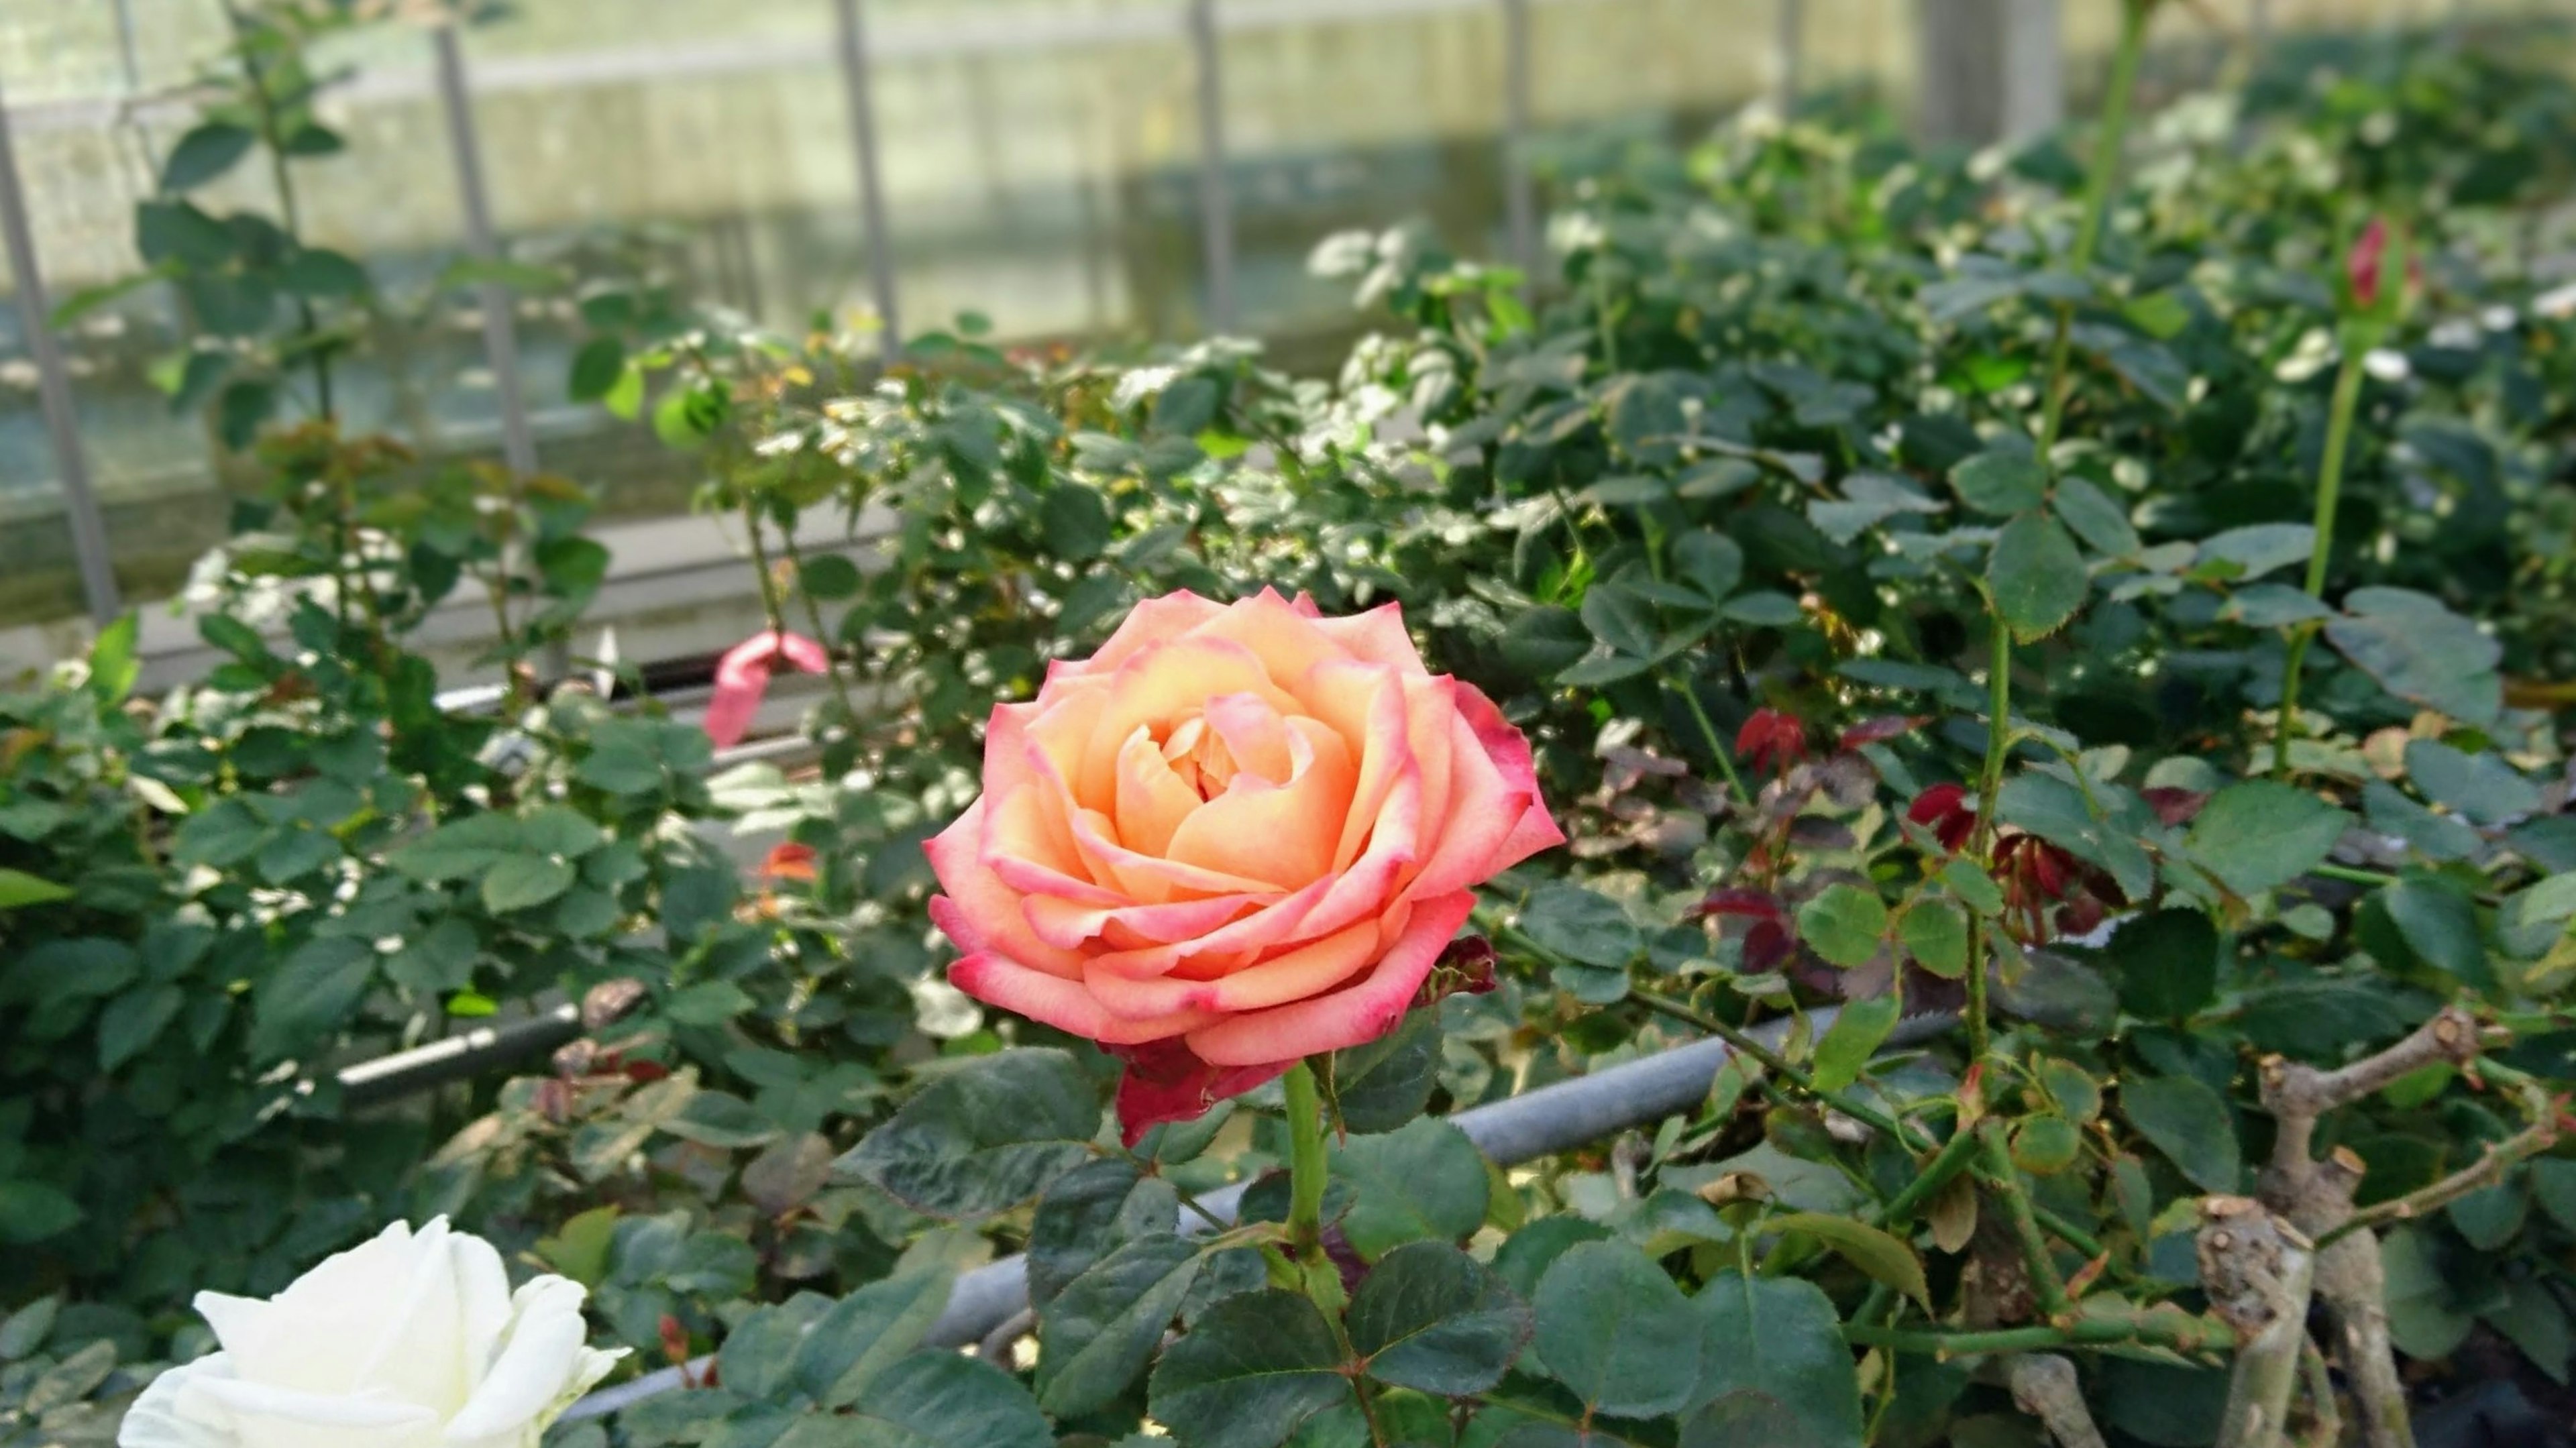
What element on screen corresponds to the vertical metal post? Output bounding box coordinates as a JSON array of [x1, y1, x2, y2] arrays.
[[1501, 0, 1538, 280], [833, 0, 902, 355], [433, 28, 537, 480], [1775, 0, 1803, 113], [1188, 0, 1236, 333], [0, 77, 122, 622], [434, 26, 569, 678]]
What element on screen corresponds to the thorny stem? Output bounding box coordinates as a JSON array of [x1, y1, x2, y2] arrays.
[[1976, 1120, 2072, 1320], [739, 492, 792, 638], [776, 530, 861, 723], [1970, 0, 2155, 1072], [1876, 1123, 1982, 1225], [1624, 986, 1928, 1150], [1668, 671, 1751, 804], [1965, 606, 2012, 1063], [2317, 1089, 2560, 1248], [223, 3, 335, 423], [2273, 341, 2369, 776], [1843, 1308, 2233, 1358], [1282, 1059, 1330, 1261]]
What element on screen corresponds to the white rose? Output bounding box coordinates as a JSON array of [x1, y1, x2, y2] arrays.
[[120, 1218, 623, 1448]]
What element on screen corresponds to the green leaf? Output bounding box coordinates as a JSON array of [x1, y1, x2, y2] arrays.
[[2012, 1115, 2085, 1174], [1348, 1241, 1532, 1396], [388, 812, 524, 882], [0, 1295, 60, 1359], [160, 122, 257, 192], [1332, 1117, 1491, 1260], [2325, 588, 2503, 726], [1579, 580, 1657, 658], [1899, 899, 1968, 979], [2381, 877, 2488, 988], [482, 854, 575, 913], [1518, 884, 1640, 969], [1040, 484, 1115, 562], [0, 1182, 83, 1245], [2488, 1277, 2572, 1384], [1331, 1009, 1441, 1134], [2105, 908, 2220, 1020], [1532, 1240, 1705, 1418], [1988, 512, 2088, 642], [2186, 781, 2351, 897], [1026, 1160, 1180, 1310], [1683, 1273, 1865, 1448], [278, 247, 369, 299], [1810, 995, 1900, 1093], [1148, 1290, 1352, 1448], [97, 984, 184, 1072], [835, 1049, 1103, 1219], [2404, 739, 2538, 826], [2381, 1226, 2475, 1359], [534, 1205, 621, 1286], [521, 805, 607, 858], [1037, 1235, 1205, 1416], [1795, 884, 1887, 969], [2194, 522, 2314, 581], [1673, 530, 1745, 603], [251, 936, 375, 1061], [1949, 451, 2047, 516], [568, 337, 628, 402], [1763, 1214, 1928, 1310], [801, 553, 864, 601], [2050, 476, 2139, 557], [812, 1349, 1053, 1448], [796, 1268, 959, 1406], [662, 1090, 781, 1149], [88, 611, 142, 702], [0, 869, 74, 911], [2120, 1073, 2241, 1193]]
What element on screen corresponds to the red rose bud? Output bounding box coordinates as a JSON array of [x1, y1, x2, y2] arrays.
[[2347, 217, 2389, 308], [1416, 935, 1499, 1008], [1735, 708, 1809, 775], [1906, 783, 1976, 852]]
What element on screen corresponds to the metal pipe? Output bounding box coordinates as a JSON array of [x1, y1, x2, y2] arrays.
[[337, 1003, 580, 1107], [433, 27, 539, 481], [564, 1005, 1957, 1421], [1501, 0, 1538, 280], [1187, 0, 1236, 333], [832, 0, 902, 355], [0, 74, 121, 624], [1775, 0, 1802, 113]]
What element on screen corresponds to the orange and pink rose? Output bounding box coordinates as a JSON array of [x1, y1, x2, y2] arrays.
[[924, 590, 1562, 1138]]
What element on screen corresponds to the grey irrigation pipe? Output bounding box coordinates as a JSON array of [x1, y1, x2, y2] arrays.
[[563, 1004, 1959, 1422]]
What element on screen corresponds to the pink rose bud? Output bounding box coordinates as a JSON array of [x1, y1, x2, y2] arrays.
[[923, 590, 1564, 1143], [2347, 217, 2390, 309], [702, 630, 830, 749]]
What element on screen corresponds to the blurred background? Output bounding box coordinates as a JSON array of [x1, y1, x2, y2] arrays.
[[0, 0, 2564, 678]]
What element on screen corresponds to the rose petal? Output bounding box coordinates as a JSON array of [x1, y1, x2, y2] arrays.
[[1185, 891, 1477, 1066], [1083, 918, 1381, 1017], [1023, 890, 1271, 952], [1307, 600, 1432, 676], [924, 803, 1091, 979], [949, 952, 1222, 1044], [1112, 1040, 1291, 1148], [1114, 725, 1204, 858], [1075, 638, 1304, 808], [1057, 590, 1230, 677], [1164, 718, 1355, 888]]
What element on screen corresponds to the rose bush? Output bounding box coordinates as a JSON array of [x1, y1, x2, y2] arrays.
[[118, 1219, 620, 1448], [925, 588, 1561, 1137]]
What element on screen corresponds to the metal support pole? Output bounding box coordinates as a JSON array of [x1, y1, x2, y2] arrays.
[[1501, 0, 1538, 280], [0, 78, 122, 623], [434, 26, 571, 677], [433, 30, 538, 481], [1187, 0, 1236, 333], [832, 0, 902, 355], [1776, 0, 1803, 113]]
